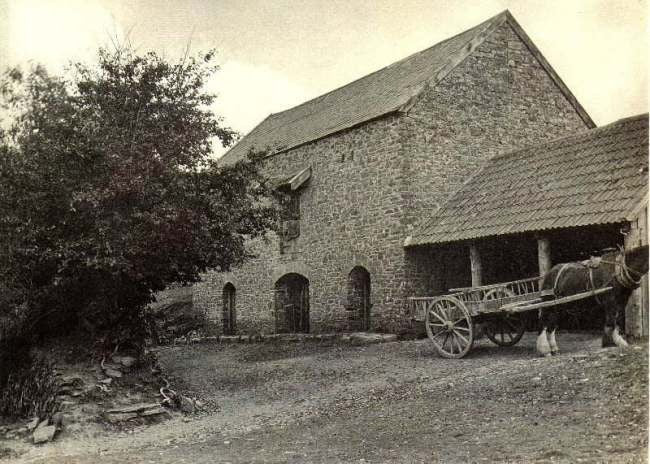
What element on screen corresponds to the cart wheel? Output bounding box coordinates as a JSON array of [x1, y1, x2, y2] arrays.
[[483, 288, 526, 347], [485, 314, 526, 346], [425, 296, 474, 358]]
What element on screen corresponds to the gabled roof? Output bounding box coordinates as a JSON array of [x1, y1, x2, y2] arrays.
[[220, 10, 594, 164], [405, 114, 649, 247]]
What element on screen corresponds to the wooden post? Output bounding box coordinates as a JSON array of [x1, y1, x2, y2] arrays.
[[537, 237, 552, 278], [469, 244, 482, 287], [625, 206, 648, 338]]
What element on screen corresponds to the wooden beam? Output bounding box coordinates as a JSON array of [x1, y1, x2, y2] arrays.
[[289, 167, 311, 191], [537, 237, 552, 277], [625, 208, 649, 338], [469, 244, 482, 287]]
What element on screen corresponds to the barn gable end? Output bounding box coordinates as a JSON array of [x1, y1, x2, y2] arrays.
[[399, 18, 591, 231]]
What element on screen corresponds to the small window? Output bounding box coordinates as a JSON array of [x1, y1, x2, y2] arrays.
[[280, 191, 301, 253], [276, 167, 310, 254], [287, 194, 300, 221]]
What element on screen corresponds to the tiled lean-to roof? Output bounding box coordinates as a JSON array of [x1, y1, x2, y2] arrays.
[[220, 10, 594, 164], [405, 114, 649, 247]]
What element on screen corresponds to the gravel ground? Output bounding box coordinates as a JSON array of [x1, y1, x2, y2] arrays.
[[7, 332, 648, 463]]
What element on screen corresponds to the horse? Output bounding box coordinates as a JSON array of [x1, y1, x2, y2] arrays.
[[536, 244, 649, 356]]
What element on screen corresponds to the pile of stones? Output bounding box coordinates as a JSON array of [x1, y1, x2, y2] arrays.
[[0, 412, 64, 444], [100, 354, 138, 380]]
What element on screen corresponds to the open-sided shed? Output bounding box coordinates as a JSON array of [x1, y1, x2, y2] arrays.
[[405, 114, 649, 336]]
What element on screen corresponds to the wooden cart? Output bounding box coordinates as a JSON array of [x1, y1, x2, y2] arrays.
[[409, 277, 613, 358]]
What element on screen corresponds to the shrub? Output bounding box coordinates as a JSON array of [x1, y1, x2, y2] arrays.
[[0, 354, 59, 419]]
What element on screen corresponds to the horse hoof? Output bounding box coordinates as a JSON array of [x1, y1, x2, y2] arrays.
[[544, 353, 552, 358], [551, 350, 559, 356]]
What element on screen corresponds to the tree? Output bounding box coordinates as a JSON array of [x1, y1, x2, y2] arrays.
[[0, 48, 278, 345]]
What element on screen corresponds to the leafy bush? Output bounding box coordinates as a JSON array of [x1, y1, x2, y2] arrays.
[[0, 46, 278, 346]]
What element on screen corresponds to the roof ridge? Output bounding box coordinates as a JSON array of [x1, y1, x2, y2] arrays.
[[222, 9, 599, 164], [221, 11, 510, 163]]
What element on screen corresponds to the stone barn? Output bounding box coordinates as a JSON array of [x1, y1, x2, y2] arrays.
[[404, 114, 649, 337], [193, 10, 604, 335]]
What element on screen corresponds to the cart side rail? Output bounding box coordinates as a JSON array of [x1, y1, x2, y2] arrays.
[[449, 276, 541, 302], [410, 277, 542, 320]]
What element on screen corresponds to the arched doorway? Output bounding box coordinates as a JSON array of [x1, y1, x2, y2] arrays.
[[346, 267, 371, 331], [274, 273, 309, 333], [222, 283, 236, 335]]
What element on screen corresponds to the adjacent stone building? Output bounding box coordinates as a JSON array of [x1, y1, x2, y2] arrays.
[[193, 10, 600, 335]]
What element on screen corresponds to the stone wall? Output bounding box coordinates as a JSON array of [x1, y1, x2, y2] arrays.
[[194, 22, 591, 335], [194, 113, 409, 334]]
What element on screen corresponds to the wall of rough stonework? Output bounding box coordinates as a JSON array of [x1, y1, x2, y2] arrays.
[[194, 113, 411, 334], [194, 20, 591, 335], [402, 21, 590, 300]]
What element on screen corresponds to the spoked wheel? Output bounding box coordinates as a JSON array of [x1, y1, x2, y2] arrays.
[[483, 288, 526, 347], [425, 296, 474, 358], [485, 313, 526, 346]]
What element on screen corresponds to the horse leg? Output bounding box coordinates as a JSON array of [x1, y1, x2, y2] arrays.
[[548, 312, 559, 355], [612, 325, 629, 347], [536, 310, 552, 357], [602, 307, 616, 348], [611, 307, 629, 348], [537, 328, 552, 357]]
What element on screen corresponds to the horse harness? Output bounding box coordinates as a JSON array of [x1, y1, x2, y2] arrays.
[[550, 248, 643, 305], [609, 250, 644, 288]]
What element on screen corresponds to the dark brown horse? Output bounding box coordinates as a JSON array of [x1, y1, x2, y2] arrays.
[[537, 245, 649, 356]]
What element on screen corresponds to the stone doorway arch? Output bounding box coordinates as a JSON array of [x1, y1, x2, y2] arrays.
[[274, 273, 310, 333], [346, 266, 371, 331], [222, 283, 236, 335]]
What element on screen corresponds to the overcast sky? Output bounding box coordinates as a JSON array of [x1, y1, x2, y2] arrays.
[[0, 0, 647, 157]]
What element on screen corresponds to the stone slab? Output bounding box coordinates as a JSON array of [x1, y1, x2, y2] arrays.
[[106, 402, 161, 414], [33, 425, 56, 444]]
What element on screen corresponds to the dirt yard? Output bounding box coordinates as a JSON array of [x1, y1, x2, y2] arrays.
[[6, 332, 648, 464]]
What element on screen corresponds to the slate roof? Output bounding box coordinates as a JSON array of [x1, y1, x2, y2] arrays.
[[405, 114, 649, 247], [220, 10, 594, 164]]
